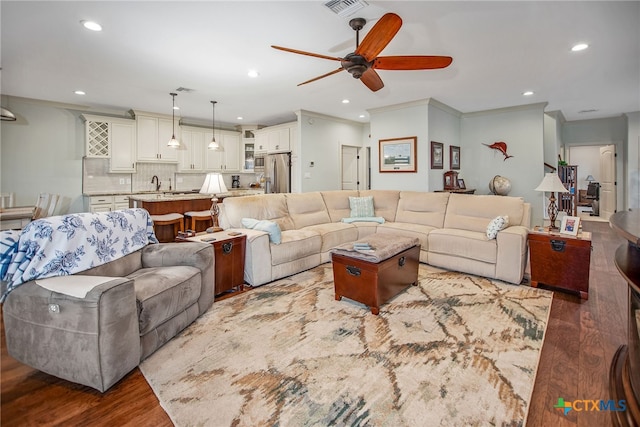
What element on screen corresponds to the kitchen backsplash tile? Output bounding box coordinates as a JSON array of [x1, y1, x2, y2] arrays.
[[133, 163, 177, 192], [83, 158, 132, 194]]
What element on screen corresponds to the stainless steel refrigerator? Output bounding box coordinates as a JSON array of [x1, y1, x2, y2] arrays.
[[264, 152, 291, 194]]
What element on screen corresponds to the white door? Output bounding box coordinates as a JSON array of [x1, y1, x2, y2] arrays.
[[341, 146, 359, 190], [599, 144, 616, 220]]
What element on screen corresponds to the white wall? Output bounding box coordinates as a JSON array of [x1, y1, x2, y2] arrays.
[[297, 110, 365, 192], [427, 100, 461, 191], [368, 100, 429, 191], [626, 111, 640, 209], [0, 96, 85, 213], [461, 103, 547, 226], [543, 111, 563, 168]]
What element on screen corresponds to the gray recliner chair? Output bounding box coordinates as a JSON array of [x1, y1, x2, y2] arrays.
[[2, 241, 214, 392]]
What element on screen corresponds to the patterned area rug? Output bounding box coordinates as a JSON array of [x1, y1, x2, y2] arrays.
[[140, 264, 552, 426]]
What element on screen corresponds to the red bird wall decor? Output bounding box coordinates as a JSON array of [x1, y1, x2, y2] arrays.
[[483, 141, 513, 161]]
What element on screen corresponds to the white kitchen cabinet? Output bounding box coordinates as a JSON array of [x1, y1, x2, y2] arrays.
[[254, 122, 294, 153], [204, 130, 240, 171], [82, 114, 136, 173], [178, 127, 206, 172], [135, 113, 179, 163], [87, 195, 132, 213]]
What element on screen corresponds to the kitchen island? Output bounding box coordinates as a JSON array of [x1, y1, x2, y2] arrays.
[[129, 189, 264, 241]]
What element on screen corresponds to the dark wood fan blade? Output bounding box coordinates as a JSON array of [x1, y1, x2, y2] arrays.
[[374, 56, 453, 70], [355, 13, 402, 62], [360, 68, 384, 92], [272, 45, 342, 62], [297, 68, 344, 86]]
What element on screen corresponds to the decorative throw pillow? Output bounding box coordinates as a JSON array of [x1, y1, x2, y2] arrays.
[[349, 196, 375, 218], [486, 215, 509, 239], [241, 218, 282, 244]]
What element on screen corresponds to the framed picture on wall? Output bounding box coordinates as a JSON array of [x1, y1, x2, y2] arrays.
[[450, 145, 460, 170], [431, 141, 444, 169], [379, 137, 417, 173]]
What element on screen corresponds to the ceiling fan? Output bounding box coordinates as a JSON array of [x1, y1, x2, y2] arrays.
[[271, 13, 453, 92]]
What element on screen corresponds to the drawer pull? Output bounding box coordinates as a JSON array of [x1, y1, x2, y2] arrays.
[[222, 242, 233, 254], [346, 265, 361, 276], [398, 256, 406, 267], [550, 239, 566, 252]]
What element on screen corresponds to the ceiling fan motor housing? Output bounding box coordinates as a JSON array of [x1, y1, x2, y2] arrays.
[[341, 53, 373, 78]]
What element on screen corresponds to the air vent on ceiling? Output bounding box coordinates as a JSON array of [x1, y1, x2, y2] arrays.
[[324, 0, 368, 17], [175, 87, 195, 93]]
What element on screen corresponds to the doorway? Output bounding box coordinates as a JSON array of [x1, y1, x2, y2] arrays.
[[341, 145, 359, 190], [568, 143, 617, 221]]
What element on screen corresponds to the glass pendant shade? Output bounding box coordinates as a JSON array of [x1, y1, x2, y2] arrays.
[[208, 100, 223, 151], [167, 92, 180, 148]]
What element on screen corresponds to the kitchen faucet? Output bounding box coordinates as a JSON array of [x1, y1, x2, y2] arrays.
[[151, 175, 160, 191]]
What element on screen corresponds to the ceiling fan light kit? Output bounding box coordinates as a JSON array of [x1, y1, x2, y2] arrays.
[[272, 12, 452, 92]]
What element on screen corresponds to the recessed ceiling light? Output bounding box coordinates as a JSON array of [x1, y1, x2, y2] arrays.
[[359, 114, 365, 118], [522, 91, 534, 96], [74, 90, 86, 95], [80, 20, 102, 32], [237, 116, 244, 120], [247, 70, 259, 78], [173, 106, 180, 110], [342, 99, 350, 104], [571, 43, 589, 52]]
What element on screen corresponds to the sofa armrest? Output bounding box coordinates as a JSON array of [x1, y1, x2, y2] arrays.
[[3, 276, 140, 392], [141, 242, 215, 315], [233, 228, 273, 287], [495, 225, 529, 284]]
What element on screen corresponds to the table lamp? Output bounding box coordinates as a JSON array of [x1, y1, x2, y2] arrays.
[[586, 174, 596, 183], [199, 172, 228, 233], [534, 172, 569, 230]]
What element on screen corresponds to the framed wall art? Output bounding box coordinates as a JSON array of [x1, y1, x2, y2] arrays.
[[431, 141, 444, 169], [450, 145, 460, 170], [379, 137, 417, 173]]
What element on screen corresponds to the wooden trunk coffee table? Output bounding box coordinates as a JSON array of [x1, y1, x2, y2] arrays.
[[331, 236, 420, 315]]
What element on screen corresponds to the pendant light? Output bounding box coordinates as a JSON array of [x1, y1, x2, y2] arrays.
[[208, 100, 223, 151], [167, 92, 180, 148]]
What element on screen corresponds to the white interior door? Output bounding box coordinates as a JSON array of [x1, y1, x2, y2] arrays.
[[599, 144, 616, 220], [341, 146, 359, 190]]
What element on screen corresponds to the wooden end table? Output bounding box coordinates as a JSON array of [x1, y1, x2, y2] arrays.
[[177, 231, 246, 296], [528, 227, 592, 299]]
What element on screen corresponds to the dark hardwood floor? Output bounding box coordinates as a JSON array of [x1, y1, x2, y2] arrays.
[[1, 221, 628, 426]]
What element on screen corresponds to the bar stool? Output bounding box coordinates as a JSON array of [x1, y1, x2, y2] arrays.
[[184, 210, 213, 232], [150, 213, 184, 242]]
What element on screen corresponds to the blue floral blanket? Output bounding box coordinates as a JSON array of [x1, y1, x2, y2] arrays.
[[0, 208, 158, 302]]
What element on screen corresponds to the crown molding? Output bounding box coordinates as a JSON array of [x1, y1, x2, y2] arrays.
[[461, 102, 548, 118]]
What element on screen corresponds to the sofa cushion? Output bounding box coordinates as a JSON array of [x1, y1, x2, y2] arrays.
[[321, 190, 359, 223], [349, 196, 374, 217], [270, 229, 322, 266], [219, 194, 295, 231], [395, 191, 450, 228], [286, 193, 331, 229], [376, 222, 437, 252], [241, 218, 282, 244], [443, 193, 524, 232], [128, 266, 201, 335], [359, 190, 400, 222], [302, 222, 358, 252], [428, 228, 497, 264]]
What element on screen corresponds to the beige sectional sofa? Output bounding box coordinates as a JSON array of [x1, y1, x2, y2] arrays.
[[218, 190, 531, 287]]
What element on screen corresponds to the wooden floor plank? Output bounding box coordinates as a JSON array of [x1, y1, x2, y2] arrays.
[[0, 220, 629, 426]]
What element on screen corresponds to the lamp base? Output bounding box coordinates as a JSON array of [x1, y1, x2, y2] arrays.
[[206, 226, 223, 234]]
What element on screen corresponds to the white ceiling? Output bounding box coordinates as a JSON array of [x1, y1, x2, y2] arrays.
[[1, 1, 639, 128]]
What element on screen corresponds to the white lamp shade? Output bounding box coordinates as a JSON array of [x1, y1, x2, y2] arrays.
[[199, 173, 228, 194], [585, 174, 596, 182], [207, 138, 223, 151], [534, 173, 569, 193], [167, 136, 180, 148]]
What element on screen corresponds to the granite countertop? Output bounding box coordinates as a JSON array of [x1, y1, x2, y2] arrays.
[[84, 188, 264, 198], [127, 188, 264, 202]]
